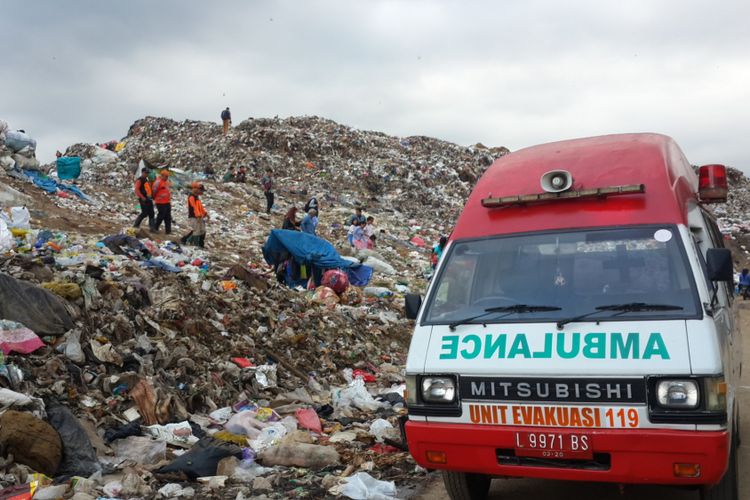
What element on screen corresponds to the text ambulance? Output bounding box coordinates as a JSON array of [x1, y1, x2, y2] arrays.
[[403, 134, 740, 500]]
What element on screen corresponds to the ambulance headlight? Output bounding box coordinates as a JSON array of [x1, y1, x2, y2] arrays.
[[421, 376, 457, 404], [656, 380, 699, 409]]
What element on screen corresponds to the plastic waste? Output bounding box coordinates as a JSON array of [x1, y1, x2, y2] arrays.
[[332, 378, 386, 411], [362, 256, 396, 275], [64, 330, 85, 364], [157, 483, 195, 498], [294, 408, 322, 434], [157, 437, 242, 479], [9, 206, 30, 229], [46, 401, 100, 478], [158, 483, 196, 498], [144, 421, 199, 447], [363, 287, 394, 298], [0, 219, 11, 252], [0, 320, 44, 355], [340, 472, 397, 499], [312, 286, 340, 306], [369, 419, 395, 443], [112, 435, 166, 465], [225, 410, 271, 438], [250, 422, 288, 451]]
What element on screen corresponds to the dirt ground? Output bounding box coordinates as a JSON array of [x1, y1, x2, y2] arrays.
[[417, 302, 750, 500]]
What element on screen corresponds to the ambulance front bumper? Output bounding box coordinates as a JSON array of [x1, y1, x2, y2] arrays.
[[406, 421, 729, 485]]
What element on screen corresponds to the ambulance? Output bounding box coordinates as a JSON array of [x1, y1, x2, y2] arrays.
[[403, 134, 740, 499]]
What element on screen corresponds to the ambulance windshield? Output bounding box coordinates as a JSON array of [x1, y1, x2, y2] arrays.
[[424, 226, 701, 325]]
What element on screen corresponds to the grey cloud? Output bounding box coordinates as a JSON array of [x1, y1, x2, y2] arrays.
[[1, 0, 749, 172]]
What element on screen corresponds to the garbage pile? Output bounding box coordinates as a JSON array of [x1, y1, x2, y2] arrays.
[[0, 113, 511, 498]]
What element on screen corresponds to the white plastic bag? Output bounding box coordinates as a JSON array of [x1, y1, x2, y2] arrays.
[[9, 207, 30, 229], [225, 410, 270, 438], [64, 330, 85, 364], [144, 421, 199, 447], [368, 419, 394, 443], [250, 422, 288, 452], [0, 219, 11, 252], [332, 378, 385, 411], [340, 472, 397, 499]]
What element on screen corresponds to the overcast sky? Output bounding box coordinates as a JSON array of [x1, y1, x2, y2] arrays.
[[2, 0, 749, 172]]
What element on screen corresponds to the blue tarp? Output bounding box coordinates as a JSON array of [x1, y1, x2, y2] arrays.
[[22, 169, 90, 201], [263, 229, 372, 287], [56, 156, 81, 180]]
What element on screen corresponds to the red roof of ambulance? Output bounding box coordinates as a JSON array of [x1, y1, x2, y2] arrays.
[[452, 133, 699, 240]]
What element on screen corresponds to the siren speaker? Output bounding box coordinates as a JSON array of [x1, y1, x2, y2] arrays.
[[540, 170, 573, 193]]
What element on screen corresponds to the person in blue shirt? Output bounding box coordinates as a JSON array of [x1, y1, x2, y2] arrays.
[[300, 208, 318, 235], [738, 268, 750, 299]]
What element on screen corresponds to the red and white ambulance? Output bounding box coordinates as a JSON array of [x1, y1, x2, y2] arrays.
[[403, 134, 740, 499]]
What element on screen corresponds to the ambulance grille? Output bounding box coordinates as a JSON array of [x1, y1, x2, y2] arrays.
[[496, 449, 611, 471]]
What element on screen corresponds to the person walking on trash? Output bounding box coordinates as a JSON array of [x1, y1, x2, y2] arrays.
[[133, 168, 155, 230], [180, 182, 209, 247], [282, 207, 300, 230], [261, 168, 274, 214], [152, 169, 172, 234], [221, 107, 231, 135], [300, 208, 318, 235]]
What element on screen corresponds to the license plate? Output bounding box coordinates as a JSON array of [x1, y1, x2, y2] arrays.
[[514, 431, 593, 460]]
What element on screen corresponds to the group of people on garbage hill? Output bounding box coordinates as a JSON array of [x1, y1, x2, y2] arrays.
[[132, 167, 208, 248]]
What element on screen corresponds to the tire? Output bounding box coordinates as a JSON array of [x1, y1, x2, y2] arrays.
[[701, 426, 739, 500], [442, 471, 491, 500]]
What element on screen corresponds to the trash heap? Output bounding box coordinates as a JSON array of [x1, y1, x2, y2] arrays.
[[0, 114, 495, 500]]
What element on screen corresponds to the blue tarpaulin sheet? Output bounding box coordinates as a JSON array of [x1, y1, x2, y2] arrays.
[[56, 156, 81, 180], [263, 229, 372, 286], [22, 169, 90, 201]]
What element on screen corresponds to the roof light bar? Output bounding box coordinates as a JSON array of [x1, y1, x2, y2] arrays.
[[481, 184, 645, 208]]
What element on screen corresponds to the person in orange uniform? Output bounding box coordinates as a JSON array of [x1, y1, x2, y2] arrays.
[[180, 182, 209, 247], [152, 169, 172, 234], [133, 168, 155, 230]]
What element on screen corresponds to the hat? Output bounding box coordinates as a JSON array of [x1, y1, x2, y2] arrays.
[[191, 181, 205, 190]]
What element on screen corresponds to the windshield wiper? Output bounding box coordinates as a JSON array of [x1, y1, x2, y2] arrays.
[[448, 304, 561, 331], [556, 302, 684, 330]]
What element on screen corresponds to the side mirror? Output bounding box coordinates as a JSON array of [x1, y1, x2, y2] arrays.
[[706, 248, 733, 282], [405, 293, 423, 320]]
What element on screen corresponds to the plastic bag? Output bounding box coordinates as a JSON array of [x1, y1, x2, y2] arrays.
[[9, 207, 30, 229], [225, 410, 271, 438], [363, 287, 393, 298], [340, 472, 397, 499], [144, 421, 199, 448], [112, 435, 166, 465], [294, 408, 322, 434], [157, 437, 242, 479], [250, 422, 288, 452], [63, 330, 85, 364], [368, 419, 395, 443], [0, 219, 12, 252], [332, 378, 385, 411], [0, 320, 44, 355], [46, 401, 100, 478]]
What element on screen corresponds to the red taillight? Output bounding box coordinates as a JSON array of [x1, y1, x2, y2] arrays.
[[698, 164, 728, 203]]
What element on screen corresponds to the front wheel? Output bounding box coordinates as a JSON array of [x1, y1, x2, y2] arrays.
[[701, 427, 739, 500], [442, 471, 491, 500]]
